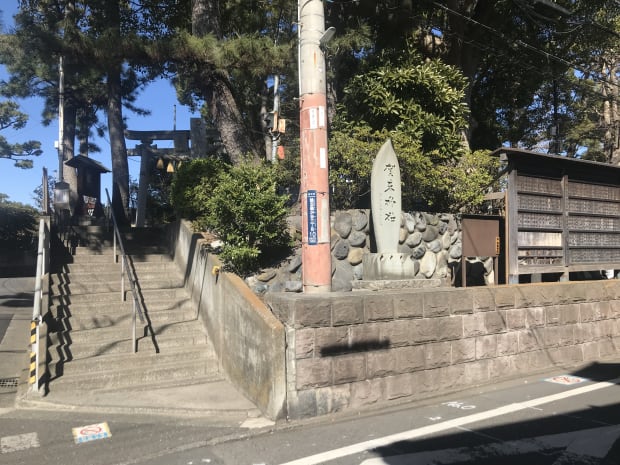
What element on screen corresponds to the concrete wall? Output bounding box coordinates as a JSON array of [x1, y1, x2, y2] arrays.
[[266, 281, 620, 419], [168, 221, 286, 420]]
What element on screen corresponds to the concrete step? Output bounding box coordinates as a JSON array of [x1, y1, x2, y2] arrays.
[[49, 358, 220, 391], [53, 251, 174, 265], [49, 329, 209, 359], [60, 259, 177, 274], [50, 287, 191, 306], [50, 276, 185, 294], [54, 305, 197, 331], [48, 345, 216, 379], [51, 269, 182, 285], [50, 263, 182, 284], [51, 295, 194, 315], [53, 319, 205, 345], [73, 245, 170, 256], [58, 317, 202, 344], [52, 262, 122, 274]]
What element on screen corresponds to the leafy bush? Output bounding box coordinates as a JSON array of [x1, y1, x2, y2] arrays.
[[203, 162, 291, 274], [329, 46, 498, 213], [0, 194, 38, 250], [170, 157, 228, 220], [171, 159, 291, 275]]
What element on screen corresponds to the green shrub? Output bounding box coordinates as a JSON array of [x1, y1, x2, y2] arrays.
[[170, 157, 228, 219], [0, 195, 38, 250], [203, 162, 291, 274]]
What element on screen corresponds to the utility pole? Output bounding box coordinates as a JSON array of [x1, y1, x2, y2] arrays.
[[58, 55, 65, 183], [271, 74, 280, 163], [298, 0, 332, 293]]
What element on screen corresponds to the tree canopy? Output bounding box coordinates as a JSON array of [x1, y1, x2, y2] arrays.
[[1, 1, 619, 217], [0, 99, 42, 169]]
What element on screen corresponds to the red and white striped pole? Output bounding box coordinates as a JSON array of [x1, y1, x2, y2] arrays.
[[298, 0, 332, 293]]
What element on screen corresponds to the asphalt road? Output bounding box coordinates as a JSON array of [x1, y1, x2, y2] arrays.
[[1, 277, 620, 465], [147, 363, 620, 465], [1, 362, 619, 465], [0, 277, 34, 342]]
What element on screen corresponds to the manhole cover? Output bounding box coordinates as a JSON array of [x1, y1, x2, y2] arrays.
[[0, 378, 19, 388]]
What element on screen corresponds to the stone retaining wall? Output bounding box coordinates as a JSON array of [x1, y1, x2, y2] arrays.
[[266, 280, 620, 419]]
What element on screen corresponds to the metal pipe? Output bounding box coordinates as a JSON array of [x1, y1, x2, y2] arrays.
[[29, 218, 47, 393], [121, 255, 125, 301], [132, 298, 137, 353]]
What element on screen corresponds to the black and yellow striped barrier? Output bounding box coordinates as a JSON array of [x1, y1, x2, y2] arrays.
[[29, 319, 38, 388]]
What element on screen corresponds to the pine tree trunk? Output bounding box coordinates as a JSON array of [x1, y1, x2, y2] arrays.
[[608, 60, 620, 166], [62, 99, 79, 210], [107, 65, 130, 226], [105, 0, 130, 225], [192, 0, 260, 163]]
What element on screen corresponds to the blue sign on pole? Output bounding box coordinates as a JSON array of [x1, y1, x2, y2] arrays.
[[307, 190, 318, 245]]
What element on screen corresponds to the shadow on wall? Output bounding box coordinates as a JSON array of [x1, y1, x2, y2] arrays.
[[450, 260, 488, 287], [320, 339, 390, 357]]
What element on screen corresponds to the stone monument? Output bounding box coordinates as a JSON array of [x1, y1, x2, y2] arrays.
[[358, 139, 441, 288]]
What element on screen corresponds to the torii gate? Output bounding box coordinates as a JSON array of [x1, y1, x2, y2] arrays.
[[125, 118, 222, 226]]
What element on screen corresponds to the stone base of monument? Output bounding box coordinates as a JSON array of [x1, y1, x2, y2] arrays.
[[352, 278, 444, 291], [354, 253, 445, 290]]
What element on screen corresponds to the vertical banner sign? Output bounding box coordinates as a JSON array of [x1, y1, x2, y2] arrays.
[[307, 190, 318, 245]]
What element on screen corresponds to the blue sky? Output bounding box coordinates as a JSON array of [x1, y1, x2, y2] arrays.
[[0, 3, 199, 207]]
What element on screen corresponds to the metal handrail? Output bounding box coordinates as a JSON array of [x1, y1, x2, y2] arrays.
[[30, 216, 50, 393], [105, 189, 145, 353]]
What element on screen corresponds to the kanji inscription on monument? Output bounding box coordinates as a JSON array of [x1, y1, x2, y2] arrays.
[[371, 139, 401, 253]]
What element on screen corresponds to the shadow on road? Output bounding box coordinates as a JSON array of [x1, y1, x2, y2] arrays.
[[370, 362, 620, 465]]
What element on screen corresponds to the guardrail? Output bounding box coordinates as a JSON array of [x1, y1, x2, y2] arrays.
[[105, 189, 146, 353], [29, 216, 50, 393]]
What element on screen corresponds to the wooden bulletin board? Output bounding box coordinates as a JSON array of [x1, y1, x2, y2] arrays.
[[491, 148, 620, 283]]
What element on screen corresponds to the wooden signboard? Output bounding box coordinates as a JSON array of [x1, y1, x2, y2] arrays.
[[493, 148, 620, 283]]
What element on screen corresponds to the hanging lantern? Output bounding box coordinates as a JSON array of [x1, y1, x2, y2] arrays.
[[156, 157, 164, 169], [167, 161, 175, 173]]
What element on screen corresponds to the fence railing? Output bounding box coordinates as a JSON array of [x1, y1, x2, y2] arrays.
[[29, 216, 50, 393], [105, 189, 146, 353]]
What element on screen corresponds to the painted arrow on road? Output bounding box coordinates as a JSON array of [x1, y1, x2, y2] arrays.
[[360, 425, 620, 465]]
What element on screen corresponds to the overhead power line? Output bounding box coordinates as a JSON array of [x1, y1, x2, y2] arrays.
[[431, 1, 620, 90]]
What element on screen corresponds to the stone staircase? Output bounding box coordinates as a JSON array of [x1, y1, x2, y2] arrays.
[[45, 224, 222, 394]]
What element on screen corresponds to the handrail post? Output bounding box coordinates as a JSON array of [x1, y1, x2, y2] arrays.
[[29, 218, 47, 394], [105, 188, 145, 354], [113, 228, 117, 263], [121, 257, 125, 301], [132, 298, 137, 353]]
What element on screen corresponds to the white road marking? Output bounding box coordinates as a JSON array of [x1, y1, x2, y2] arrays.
[[441, 401, 476, 410], [359, 425, 620, 464], [277, 377, 620, 465], [1, 432, 40, 454]]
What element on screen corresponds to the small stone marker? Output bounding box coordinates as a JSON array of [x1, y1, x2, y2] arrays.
[[370, 138, 401, 253]]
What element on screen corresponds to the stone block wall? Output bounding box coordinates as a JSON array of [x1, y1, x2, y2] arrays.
[[266, 280, 620, 419]]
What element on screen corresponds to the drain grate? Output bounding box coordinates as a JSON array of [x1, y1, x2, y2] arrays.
[[0, 378, 19, 388]]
